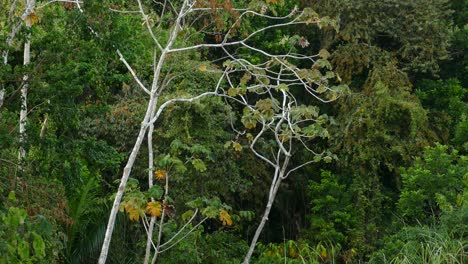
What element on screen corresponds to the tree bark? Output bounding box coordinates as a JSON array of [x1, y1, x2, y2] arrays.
[[19, 0, 34, 165], [98, 114, 151, 264], [0, 88, 4, 112], [144, 113, 156, 264], [243, 156, 290, 264], [99, 2, 187, 262]]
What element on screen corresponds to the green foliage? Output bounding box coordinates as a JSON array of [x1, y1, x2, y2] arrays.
[[65, 172, 108, 263], [397, 144, 467, 223], [307, 171, 355, 245], [369, 221, 467, 264], [333, 61, 430, 176], [311, 0, 452, 74], [0, 192, 48, 263], [1, 0, 466, 262], [453, 114, 468, 151], [416, 79, 467, 147], [255, 240, 346, 264], [369, 144, 467, 263], [159, 229, 248, 264]]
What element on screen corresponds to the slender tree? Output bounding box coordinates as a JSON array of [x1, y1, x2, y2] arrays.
[[99, 1, 344, 263]]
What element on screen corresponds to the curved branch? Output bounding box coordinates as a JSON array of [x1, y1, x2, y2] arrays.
[[116, 49, 151, 95]]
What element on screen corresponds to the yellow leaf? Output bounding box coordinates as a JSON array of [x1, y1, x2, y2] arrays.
[[146, 201, 162, 217], [279, 134, 290, 142], [199, 65, 207, 72], [128, 207, 141, 221], [318, 49, 330, 60], [232, 142, 242, 152], [318, 244, 328, 259], [219, 209, 233, 226], [24, 12, 39, 26], [328, 91, 338, 101], [336, 72, 342, 83], [124, 201, 132, 212], [123, 200, 143, 221], [154, 169, 166, 180]]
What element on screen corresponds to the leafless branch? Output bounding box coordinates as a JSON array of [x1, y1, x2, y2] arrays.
[[116, 49, 151, 95]]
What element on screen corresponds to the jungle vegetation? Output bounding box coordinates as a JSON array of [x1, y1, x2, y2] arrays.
[[0, 0, 466, 263]]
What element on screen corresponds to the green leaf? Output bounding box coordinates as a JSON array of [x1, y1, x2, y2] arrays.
[[182, 210, 195, 221], [8, 191, 16, 202], [8, 207, 27, 228], [18, 240, 30, 260], [246, 133, 254, 142], [171, 157, 188, 173], [191, 159, 207, 172], [240, 73, 252, 85], [148, 185, 164, 200], [164, 195, 174, 204], [315, 59, 332, 70], [313, 155, 322, 162], [277, 83, 289, 91], [202, 206, 219, 218], [256, 99, 273, 111], [325, 71, 335, 79], [32, 232, 46, 258], [227, 88, 239, 97], [239, 210, 255, 221], [316, 85, 327, 94], [186, 198, 203, 208], [222, 60, 231, 67], [241, 108, 257, 129]]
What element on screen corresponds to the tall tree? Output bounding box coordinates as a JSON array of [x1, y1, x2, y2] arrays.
[[97, 1, 344, 263]]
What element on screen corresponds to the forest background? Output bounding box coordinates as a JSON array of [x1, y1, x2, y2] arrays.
[[0, 0, 467, 263]]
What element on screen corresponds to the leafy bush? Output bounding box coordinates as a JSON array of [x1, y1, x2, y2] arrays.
[[397, 144, 467, 223], [370, 144, 467, 263], [0, 192, 47, 263], [306, 170, 355, 246]]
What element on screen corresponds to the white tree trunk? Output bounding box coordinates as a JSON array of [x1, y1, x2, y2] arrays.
[[99, 2, 187, 262], [98, 109, 152, 264], [99, 3, 329, 263], [0, 88, 4, 112], [243, 156, 290, 264], [144, 120, 156, 264], [19, 1, 34, 163]]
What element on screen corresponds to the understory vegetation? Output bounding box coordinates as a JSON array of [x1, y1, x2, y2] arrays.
[[1, 0, 466, 263]]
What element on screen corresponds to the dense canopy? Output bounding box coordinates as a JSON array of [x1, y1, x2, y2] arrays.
[[0, 0, 466, 263]]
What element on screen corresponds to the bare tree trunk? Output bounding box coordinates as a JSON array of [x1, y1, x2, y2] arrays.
[[98, 105, 152, 264], [99, 2, 330, 263], [39, 115, 48, 138], [1, 1, 16, 111], [2, 0, 37, 113], [144, 116, 156, 264], [144, 217, 156, 264], [243, 156, 291, 264], [0, 88, 4, 112], [99, 2, 187, 262], [19, 2, 33, 165], [151, 172, 169, 264]]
